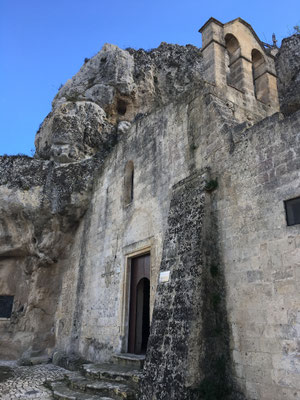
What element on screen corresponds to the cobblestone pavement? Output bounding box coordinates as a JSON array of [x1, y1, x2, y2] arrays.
[[0, 361, 70, 400]]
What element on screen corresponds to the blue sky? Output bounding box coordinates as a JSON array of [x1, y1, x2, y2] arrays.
[[1, 0, 299, 156]]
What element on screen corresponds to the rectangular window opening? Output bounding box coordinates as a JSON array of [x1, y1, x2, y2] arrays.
[[285, 196, 300, 226], [0, 295, 14, 319]]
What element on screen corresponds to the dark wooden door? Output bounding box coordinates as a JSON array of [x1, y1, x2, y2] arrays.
[[128, 254, 150, 354]]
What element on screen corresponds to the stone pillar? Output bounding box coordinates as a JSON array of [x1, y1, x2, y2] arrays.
[[255, 71, 279, 107], [240, 58, 254, 93], [140, 171, 208, 399], [267, 72, 279, 108], [199, 18, 226, 87]]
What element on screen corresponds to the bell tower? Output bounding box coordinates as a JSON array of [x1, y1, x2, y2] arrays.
[[199, 18, 279, 115]]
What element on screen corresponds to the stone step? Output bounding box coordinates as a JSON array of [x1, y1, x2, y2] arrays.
[[112, 354, 145, 369], [82, 363, 143, 385], [46, 380, 113, 400], [66, 374, 137, 400]]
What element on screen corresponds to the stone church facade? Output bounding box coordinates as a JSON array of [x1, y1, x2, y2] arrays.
[[0, 17, 299, 399]]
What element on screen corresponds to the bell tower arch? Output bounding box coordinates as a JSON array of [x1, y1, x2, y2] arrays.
[[199, 17, 279, 116]]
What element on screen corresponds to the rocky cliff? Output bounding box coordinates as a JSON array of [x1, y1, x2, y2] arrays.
[[35, 43, 203, 161], [276, 34, 300, 115]]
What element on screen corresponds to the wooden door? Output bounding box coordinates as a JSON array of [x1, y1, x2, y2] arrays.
[[128, 254, 150, 354]]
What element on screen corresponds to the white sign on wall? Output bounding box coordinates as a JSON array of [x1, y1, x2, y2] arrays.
[[159, 271, 170, 283]]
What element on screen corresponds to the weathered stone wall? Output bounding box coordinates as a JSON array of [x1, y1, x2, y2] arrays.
[[54, 95, 194, 361], [52, 83, 237, 364], [212, 110, 300, 400], [183, 86, 300, 398], [137, 83, 299, 400], [140, 171, 235, 400], [182, 74, 300, 398], [140, 172, 208, 399]]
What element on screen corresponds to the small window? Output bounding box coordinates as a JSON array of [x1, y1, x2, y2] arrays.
[[117, 99, 127, 116], [124, 161, 134, 205], [285, 197, 300, 226], [0, 296, 14, 318]]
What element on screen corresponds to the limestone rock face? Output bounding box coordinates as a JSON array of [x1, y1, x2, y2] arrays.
[[276, 34, 300, 115], [0, 156, 97, 265], [53, 44, 135, 111], [35, 101, 115, 162], [35, 43, 203, 161], [52, 43, 204, 123], [0, 154, 101, 358]]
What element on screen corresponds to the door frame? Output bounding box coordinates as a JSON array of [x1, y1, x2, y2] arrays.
[[121, 245, 151, 353]]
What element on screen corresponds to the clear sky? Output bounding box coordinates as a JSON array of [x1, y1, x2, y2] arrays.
[[1, 0, 299, 156]]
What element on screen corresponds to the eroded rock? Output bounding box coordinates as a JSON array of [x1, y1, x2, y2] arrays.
[[52, 42, 204, 125], [276, 34, 300, 115], [35, 101, 115, 162]]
